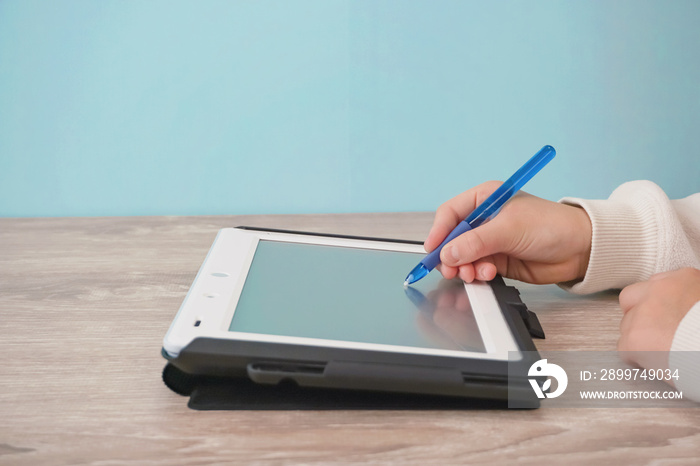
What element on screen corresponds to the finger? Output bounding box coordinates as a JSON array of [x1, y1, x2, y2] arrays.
[[458, 264, 477, 283], [440, 219, 511, 267], [424, 181, 502, 252], [619, 281, 648, 314], [473, 257, 498, 281], [436, 263, 459, 280]]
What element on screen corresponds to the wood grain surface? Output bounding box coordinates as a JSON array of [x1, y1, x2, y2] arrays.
[[1, 214, 698, 465]]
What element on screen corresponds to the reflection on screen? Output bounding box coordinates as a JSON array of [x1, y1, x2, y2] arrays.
[[229, 240, 486, 353]]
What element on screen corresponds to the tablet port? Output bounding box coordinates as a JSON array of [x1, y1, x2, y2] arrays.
[[250, 362, 325, 375], [247, 362, 326, 385]]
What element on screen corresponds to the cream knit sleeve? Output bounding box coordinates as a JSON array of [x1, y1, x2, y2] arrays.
[[558, 180, 700, 399], [558, 180, 700, 294]]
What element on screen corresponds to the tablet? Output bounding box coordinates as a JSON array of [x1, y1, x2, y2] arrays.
[[162, 227, 541, 403]]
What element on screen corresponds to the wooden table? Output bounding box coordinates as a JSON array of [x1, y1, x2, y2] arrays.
[[1, 214, 698, 465]]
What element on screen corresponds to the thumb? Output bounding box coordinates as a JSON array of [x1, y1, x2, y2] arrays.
[[439, 220, 511, 266]]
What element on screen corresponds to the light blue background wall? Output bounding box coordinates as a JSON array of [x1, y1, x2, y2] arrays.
[[1, 0, 699, 217]]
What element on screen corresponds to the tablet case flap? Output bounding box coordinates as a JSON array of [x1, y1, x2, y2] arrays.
[[162, 363, 507, 410]]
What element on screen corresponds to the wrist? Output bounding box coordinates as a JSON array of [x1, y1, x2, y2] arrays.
[[573, 206, 592, 281]]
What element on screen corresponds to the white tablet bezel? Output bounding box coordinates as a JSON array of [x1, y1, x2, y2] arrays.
[[163, 228, 521, 361]]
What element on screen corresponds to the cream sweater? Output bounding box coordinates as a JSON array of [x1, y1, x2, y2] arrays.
[[559, 181, 700, 400]]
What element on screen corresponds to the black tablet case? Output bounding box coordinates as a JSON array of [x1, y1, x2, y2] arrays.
[[163, 362, 515, 410], [162, 228, 545, 410]]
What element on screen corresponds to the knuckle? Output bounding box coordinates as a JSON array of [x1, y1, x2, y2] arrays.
[[618, 288, 632, 309], [435, 203, 458, 223]]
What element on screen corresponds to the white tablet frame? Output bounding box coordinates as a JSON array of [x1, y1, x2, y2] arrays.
[[163, 228, 521, 361]]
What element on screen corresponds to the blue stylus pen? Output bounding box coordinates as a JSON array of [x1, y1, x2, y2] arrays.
[[403, 145, 556, 286]]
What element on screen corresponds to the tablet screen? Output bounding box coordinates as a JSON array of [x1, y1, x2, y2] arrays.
[[229, 240, 487, 353]]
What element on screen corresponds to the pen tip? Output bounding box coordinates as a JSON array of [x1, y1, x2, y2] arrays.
[[404, 281, 409, 288]]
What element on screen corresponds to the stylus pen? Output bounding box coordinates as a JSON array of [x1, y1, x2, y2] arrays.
[[403, 145, 556, 286]]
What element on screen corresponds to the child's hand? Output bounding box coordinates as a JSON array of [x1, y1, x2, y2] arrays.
[[618, 268, 700, 353], [425, 181, 592, 284]]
